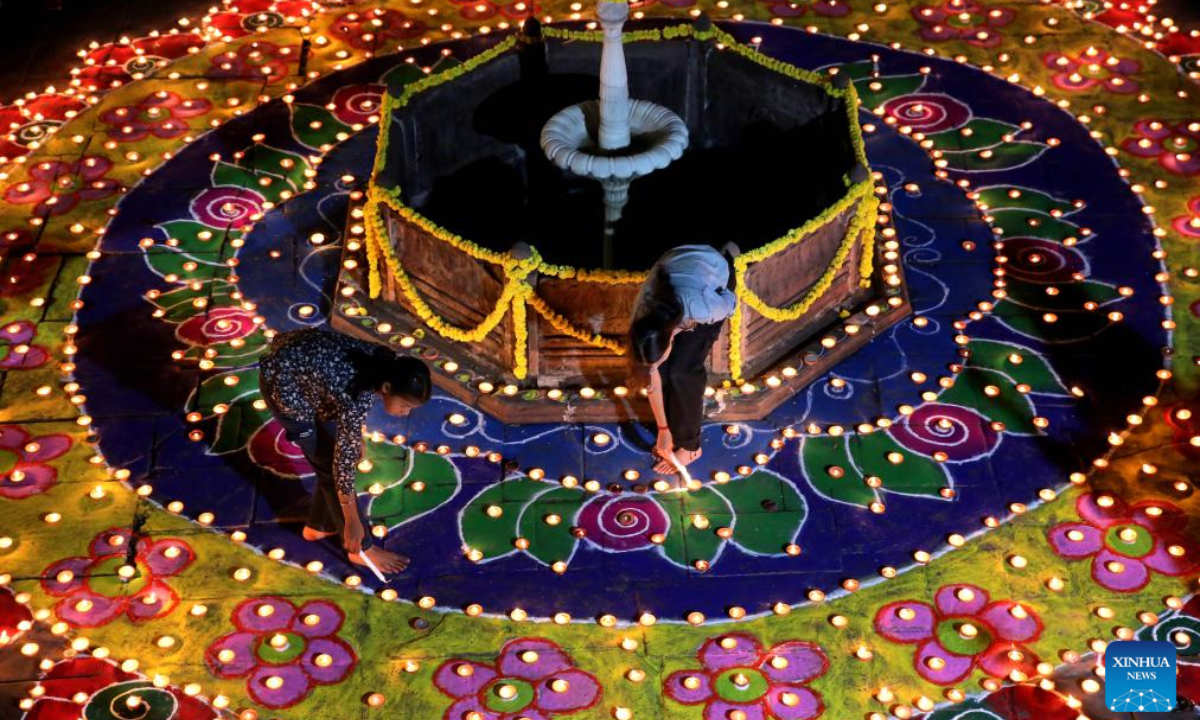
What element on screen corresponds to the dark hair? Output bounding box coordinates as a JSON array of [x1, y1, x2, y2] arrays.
[[348, 348, 432, 403], [629, 267, 683, 366]]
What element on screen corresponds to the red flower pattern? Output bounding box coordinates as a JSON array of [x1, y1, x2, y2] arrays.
[[74, 33, 207, 92], [329, 8, 426, 51], [4, 156, 123, 217], [205, 0, 319, 39], [100, 91, 212, 142], [208, 41, 299, 84], [0, 94, 88, 162], [42, 528, 195, 628]]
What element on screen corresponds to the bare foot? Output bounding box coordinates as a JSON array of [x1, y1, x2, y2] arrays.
[[653, 448, 680, 475], [302, 526, 337, 541], [676, 447, 703, 466], [349, 546, 410, 574]]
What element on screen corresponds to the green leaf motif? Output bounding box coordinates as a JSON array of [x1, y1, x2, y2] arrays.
[[210, 145, 311, 203], [975, 186, 1079, 216], [989, 208, 1080, 242], [653, 487, 733, 568], [517, 487, 588, 566], [210, 401, 272, 455], [712, 471, 806, 555], [851, 431, 952, 499], [1003, 278, 1120, 311], [938, 141, 1047, 172], [460, 478, 549, 561], [848, 68, 927, 108], [291, 104, 349, 150], [149, 280, 240, 322], [799, 436, 880, 508], [992, 299, 1114, 344], [940, 367, 1036, 434], [364, 446, 460, 531], [928, 118, 1018, 152], [189, 368, 261, 413], [181, 333, 270, 369], [966, 339, 1067, 395], [381, 63, 429, 94]]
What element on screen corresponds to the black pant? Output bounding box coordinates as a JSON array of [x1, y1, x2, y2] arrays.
[[262, 396, 372, 551], [660, 321, 723, 452]]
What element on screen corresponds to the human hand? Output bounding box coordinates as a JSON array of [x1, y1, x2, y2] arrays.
[[342, 515, 365, 555]]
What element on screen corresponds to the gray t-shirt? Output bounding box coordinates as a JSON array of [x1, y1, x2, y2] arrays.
[[633, 245, 736, 326]]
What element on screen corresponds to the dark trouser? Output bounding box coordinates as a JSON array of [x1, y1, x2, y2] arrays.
[[262, 396, 372, 551], [660, 321, 724, 452]]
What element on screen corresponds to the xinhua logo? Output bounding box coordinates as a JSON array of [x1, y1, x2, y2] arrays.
[[1104, 640, 1177, 713]]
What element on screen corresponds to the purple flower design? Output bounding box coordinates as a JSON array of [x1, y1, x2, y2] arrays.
[[3, 156, 122, 217], [881, 93, 971, 134], [664, 633, 827, 720], [889, 403, 1000, 462], [576, 494, 670, 551], [434, 638, 601, 720], [42, 528, 194, 628], [1047, 492, 1199, 593], [999, 237, 1087, 283], [189, 186, 265, 229], [0, 424, 70, 499], [206, 596, 357, 709], [0, 320, 50, 370], [1044, 48, 1140, 94], [874, 584, 1042, 685], [912, 0, 1016, 48], [1122, 119, 1200, 176]]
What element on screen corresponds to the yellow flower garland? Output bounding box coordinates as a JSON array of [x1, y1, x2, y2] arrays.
[[363, 22, 879, 385]]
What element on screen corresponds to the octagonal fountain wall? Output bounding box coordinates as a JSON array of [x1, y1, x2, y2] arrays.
[[335, 21, 909, 422]]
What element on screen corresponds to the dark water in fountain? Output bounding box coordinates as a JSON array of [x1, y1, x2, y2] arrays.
[[390, 37, 859, 271]]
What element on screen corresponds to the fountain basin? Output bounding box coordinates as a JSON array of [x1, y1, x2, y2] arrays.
[[333, 21, 910, 423]]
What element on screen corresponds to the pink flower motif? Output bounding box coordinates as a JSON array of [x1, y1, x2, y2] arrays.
[[0, 585, 33, 644], [664, 633, 827, 720], [1047, 492, 1199, 592], [0, 93, 88, 162], [874, 584, 1042, 685], [448, 0, 539, 20], [0, 424, 70, 499], [74, 33, 207, 92], [0, 238, 59, 298], [208, 41, 298, 84], [1122, 118, 1200, 176], [881, 93, 971, 134], [755, 0, 851, 19], [889, 403, 1000, 462], [911, 0, 1016, 49], [329, 8, 426, 51], [330, 83, 387, 126], [176, 306, 260, 346], [42, 528, 194, 628], [1164, 404, 1199, 462], [4, 156, 123, 217], [24, 655, 220, 720], [1173, 196, 1200, 240], [576, 495, 670, 551], [434, 638, 602, 720], [998, 237, 1087, 283], [249, 418, 313, 477], [1043, 47, 1140, 94], [100, 91, 212, 142], [189, 186, 266, 229], [0, 320, 51, 370], [205, 0, 319, 39], [206, 596, 357, 709]]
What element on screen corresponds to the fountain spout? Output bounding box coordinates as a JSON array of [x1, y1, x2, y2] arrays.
[[596, 0, 631, 151]]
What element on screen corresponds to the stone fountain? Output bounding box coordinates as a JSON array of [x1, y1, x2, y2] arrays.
[[539, 0, 689, 267]]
